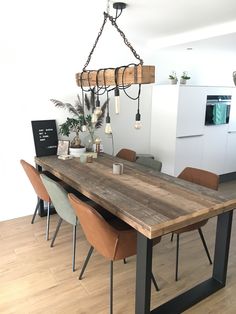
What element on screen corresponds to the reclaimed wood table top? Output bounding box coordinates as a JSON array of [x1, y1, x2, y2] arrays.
[[35, 153, 236, 239]]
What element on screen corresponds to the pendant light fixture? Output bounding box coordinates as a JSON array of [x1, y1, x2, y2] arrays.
[[114, 86, 120, 114], [94, 95, 102, 116], [75, 1, 155, 131], [81, 90, 87, 132], [105, 91, 112, 134], [134, 97, 141, 129], [114, 67, 120, 114]]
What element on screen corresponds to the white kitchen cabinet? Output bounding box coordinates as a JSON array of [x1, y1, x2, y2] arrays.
[[202, 125, 228, 175], [150, 84, 236, 176], [224, 91, 236, 173], [176, 87, 206, 137], [175, 135, 204, 176], [225, 132, 236, 173]]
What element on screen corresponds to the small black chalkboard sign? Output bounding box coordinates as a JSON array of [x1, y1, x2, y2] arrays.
[[31, 120, 58, 157]]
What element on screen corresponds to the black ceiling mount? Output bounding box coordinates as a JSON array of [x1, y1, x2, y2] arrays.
[[113, 2, 127, 10]]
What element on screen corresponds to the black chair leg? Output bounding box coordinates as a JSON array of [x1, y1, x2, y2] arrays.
[[175, 234, 180, 281], [50, 217, 63, 247], [171, 232, 174, 242], [31, 199, 40, 224], [79, 246, 94, 280], [198, 228, 212, 265], [151, 272, 159, 291], [110, 261, 113, 314], [123, 258, 127, 264], [72, 224, 77, 272]]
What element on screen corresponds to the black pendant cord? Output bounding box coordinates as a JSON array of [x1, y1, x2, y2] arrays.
[[137, 96, 141, 115], [106, 90, 110, 117], [82, 11, 144, 73], [104, 70, 111, 121], [122, 63, 141, 100], [95, 68, 107, 96]]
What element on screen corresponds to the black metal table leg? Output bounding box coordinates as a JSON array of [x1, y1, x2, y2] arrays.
[[134, 211, 233, 314], [212, 210, 233, 284], [135, 232, 153, 314]]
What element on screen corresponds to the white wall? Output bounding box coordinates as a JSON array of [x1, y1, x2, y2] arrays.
[[148, 45, 236, 87], [0, 0, 153, 221]]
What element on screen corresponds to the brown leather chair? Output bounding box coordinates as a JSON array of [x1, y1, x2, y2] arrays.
[[172, 167, 219, 281], [116, 148, 136, 162], [68, 193, 160, 314], [20, 159, 51, 240]]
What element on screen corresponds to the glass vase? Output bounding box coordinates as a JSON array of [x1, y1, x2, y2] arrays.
[[84, 129, 96, 152]]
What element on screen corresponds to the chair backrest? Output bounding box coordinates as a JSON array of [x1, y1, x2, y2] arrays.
[[116, 148, 136, 162], [136, 157, 162, 172], [68, 193, 123, 260], [20, 159, 50, 202], [178, 167, 219, 190], [40, 174, 77, 226]]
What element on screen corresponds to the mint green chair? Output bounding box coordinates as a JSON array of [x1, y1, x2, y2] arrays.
[[40, 173, 78, 272], [136, 157, 162, 172]]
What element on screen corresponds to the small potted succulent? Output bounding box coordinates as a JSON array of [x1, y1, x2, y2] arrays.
[[233, 71, 236, 86], [168, 71, 178, 84], [180, 71, 191, 84]]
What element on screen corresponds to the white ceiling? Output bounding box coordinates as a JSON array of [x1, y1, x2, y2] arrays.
[[105, 0, 236, 50]]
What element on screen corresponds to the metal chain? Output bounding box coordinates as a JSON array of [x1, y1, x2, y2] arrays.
[[105, 12, 144, 65], [82, 11, 144, 72], [82, 14, 108, 71]]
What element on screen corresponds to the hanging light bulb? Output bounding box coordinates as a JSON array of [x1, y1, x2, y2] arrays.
[[105, 115, 112, 134], [114, 86, 120, 114], [134, 111, 141, 129], [91, 112, 97, 123], [82, 124, 87, 132], [134, 97, 142, 129], [81, 90, 87, 132], [94, 96, 102, 116]]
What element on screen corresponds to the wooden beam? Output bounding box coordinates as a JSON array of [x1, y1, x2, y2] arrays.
[[75, 64, 155, 87]]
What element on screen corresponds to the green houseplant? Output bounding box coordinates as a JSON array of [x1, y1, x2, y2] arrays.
[[233, 71, 236, 86], [50, 89, 107, 151], [168, 71, 178, 84], [180, 71, 191, 84]]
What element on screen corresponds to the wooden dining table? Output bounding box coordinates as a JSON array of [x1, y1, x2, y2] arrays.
[[35, 153, 236, 314]]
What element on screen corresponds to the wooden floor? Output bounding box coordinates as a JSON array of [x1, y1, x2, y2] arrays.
[[1, 181, 236, 314]]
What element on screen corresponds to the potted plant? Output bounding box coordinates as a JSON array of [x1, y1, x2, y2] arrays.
[[180, 71, 191, 84], [168, 71, 178, 84], [233, 71, 236, 86], [50, 89, 107, 156]]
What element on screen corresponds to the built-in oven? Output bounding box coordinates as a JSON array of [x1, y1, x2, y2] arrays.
[[205, 95, 231, 125]]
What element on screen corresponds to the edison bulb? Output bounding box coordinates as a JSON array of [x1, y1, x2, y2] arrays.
[[134, 112, 141, 129], [91, 113, 97, 123], [115, 96, 120, 114], [82, 124, 87, 132], [134, 120, 142, 129], [105, 123, 112, 134], [114, 86, 120, 114], [94, 106, 102, 116]]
